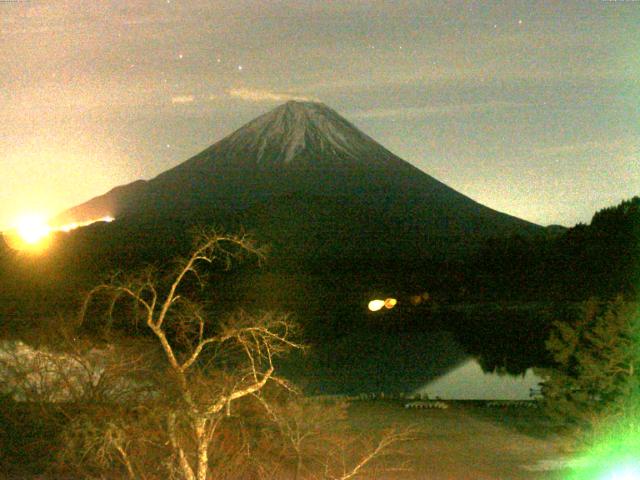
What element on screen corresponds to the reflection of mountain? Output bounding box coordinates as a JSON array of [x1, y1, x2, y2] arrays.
[[446, 303, 554, 375], [55, 101, 541, 265], [284, 328, 469, 395], [276, 300, 553, 395]]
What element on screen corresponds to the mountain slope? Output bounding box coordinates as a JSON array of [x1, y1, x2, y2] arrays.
[[54, 101, 541, 262]]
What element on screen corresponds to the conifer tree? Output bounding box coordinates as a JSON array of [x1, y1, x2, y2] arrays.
[[538, 296, 640, 428]]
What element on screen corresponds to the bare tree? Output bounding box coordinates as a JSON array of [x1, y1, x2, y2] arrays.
[[80, 230, 302, 480], [255, 396, 416, 480]]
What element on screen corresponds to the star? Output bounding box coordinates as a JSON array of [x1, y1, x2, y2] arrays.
[[518, 19, 523, 25], [238, 65, 243, 71], [178, 53, 184, 60]]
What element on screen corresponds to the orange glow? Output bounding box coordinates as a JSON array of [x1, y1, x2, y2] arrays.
[[410, 292, 430, 306], [368, 298, 398, 312], [2, 214, 115, 253], [384, 298, 397, 309], [57, 216, 114, 232], [3, 214, 53, 253], [15, 214, 51, 245]]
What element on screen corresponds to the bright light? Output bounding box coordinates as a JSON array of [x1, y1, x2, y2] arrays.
[[58, 215, 114, 232], [368, 299, 385, 312], [1, 213, 53, 253], [59, 223, 78, 232], [2, 214, 116, 253], [368, 298, 398, 312], [384, 298, 397, 309], [601, 462, 640, 480], [564, 417, 640, 480], [14, 214, 51, 245]]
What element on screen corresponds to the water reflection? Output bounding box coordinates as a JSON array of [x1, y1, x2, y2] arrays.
[[285, 328, 468, 395], [217, 271, 552, 397]]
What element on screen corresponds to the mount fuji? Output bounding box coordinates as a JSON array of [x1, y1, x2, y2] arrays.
[[55, 101, 541, 265]]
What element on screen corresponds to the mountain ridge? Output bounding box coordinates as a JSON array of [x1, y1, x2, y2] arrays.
[[53, 101, 541, 261]]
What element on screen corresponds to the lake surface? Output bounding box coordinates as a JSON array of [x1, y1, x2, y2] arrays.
[[0, 271, 552, 402], [229, 271, 552, 399], [283, 321, 546, 399]]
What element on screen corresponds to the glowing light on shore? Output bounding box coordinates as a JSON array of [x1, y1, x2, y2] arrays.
[[58, 216, 114, 232], [368, 298, 398, 312], [368, 299, 385, 311], [384, 298, 397, 309], [15, 214, 51, 245], [2, 214, 115, 253]]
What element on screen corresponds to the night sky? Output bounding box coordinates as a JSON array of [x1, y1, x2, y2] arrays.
[[2, 0, 638, 230]]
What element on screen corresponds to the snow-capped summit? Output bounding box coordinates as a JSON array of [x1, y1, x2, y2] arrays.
[[219, 101, 384, 165], [171, 100, 402, 174]]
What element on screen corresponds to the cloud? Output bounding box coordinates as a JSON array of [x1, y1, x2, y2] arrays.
[[534, 138, 637, 156], [350, 101, 533, 119], [171, 95, 195, 104], [227, 88, 316, 103]]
